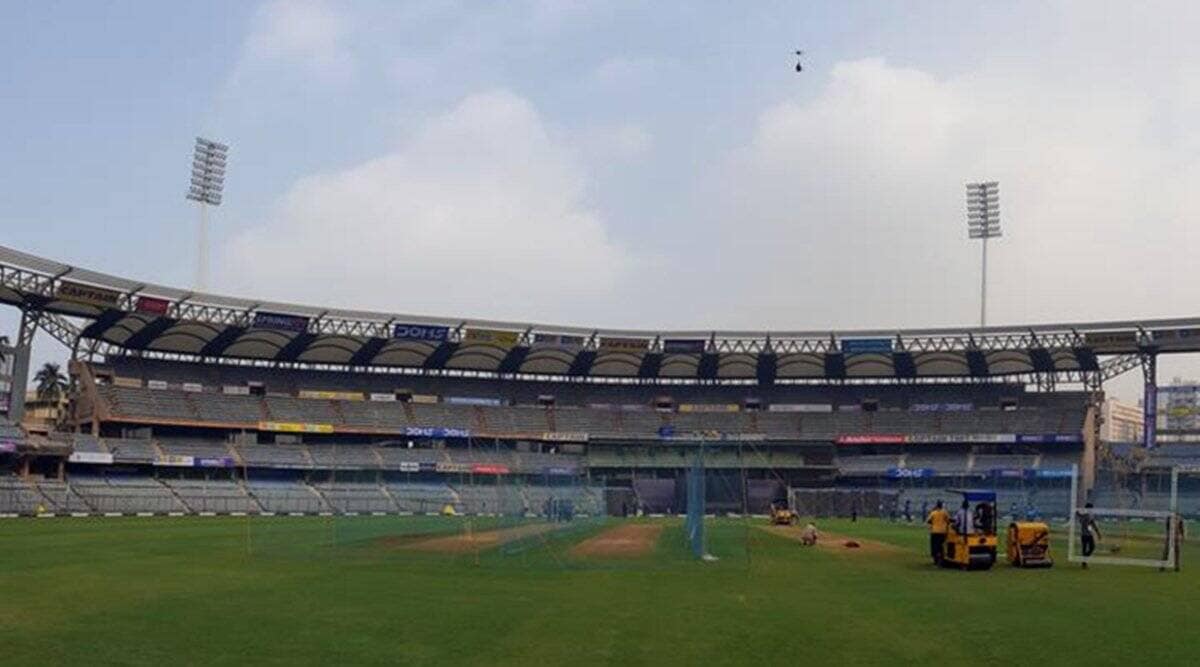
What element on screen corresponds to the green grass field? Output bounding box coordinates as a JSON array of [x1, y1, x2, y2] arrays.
[[2, 515, 1197, 665]]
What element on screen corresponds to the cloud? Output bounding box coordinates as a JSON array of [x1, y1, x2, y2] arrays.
[[219, 90, 633, 322], [239, 0, 353, 82], [690, 56, 1200, 333]]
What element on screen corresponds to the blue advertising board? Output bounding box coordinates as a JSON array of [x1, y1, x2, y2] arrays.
[[662, 339, 707, 354], [252, 311, 310, 333], [1016, 434, 1083, 444], [886, 467, 935, 479], [840, 338, 894, 355], [392, 323, 450, 342], [404, 426, 470, 439], [1035, 469, 1074, 479]]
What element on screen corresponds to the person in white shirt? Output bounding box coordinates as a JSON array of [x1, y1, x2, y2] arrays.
[[953, 500, 973, 534]]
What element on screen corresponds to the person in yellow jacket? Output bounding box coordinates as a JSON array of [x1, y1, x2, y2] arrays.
[[926, 500, 951, 565]]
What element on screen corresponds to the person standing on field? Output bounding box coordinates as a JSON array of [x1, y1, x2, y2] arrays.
[[1077, 502, 1101, 569], [926, 501, 951, 565]]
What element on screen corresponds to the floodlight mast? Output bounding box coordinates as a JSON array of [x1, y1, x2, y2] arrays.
[[186, 137, 228, 291], [966, 182, 1000, 327]]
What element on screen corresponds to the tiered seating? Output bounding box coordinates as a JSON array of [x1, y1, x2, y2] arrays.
[[386, 482, 456, 513], [972, 454, 1039, 471], [314, 482, 395, 513], [70, 476, 185, 513], [163, 479, 257, 513], [338, 401, 408, 430], [246, 480, 326, 514], [451, 484, 526, 515], [236, 444, 310, 468], [837, 455, 899, 474], [376, 447, 444, 467], [307, 444, 380, 469], [0, 476, 44, 514], [158, 437, 234, 459], [105, 438, 158, 464], [33, 479, 93, 512]]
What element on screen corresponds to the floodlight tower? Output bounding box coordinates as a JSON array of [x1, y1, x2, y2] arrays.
[[966, 181, 1000, 327], [187, 137, 228, 291]]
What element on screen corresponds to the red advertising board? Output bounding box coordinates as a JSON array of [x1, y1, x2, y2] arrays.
[[471, 464, 510, 475], [135, 296, 171, 315], [835, 434, 907, 445]]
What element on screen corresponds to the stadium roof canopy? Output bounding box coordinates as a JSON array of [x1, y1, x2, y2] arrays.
[[2, 244, 1198, 382]]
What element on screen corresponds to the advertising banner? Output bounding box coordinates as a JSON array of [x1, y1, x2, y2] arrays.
[[463, 328, 521, 348], [1151, 328, 1200, 350], [1084, 331, 1138, 352], [662, 339, 707, 354], [835, 434, 906, 445], [404, 426, 470, 439], [0, 441, 18, 454], [392, 323, 450, 342], [886, 467, 935, 479], [541, 432, 589, 443], [182, 383, 203, 393], [910, 403, 974, 412], [397, 461, 420, 473], [410, 394, 439, 405], [678, 404, 740, 413], [258, 422, 335, 434], [1156, 385, 1200, 432], [252, 311, 310, 333], [532, 333, 585, 349], [471, 464, 510, 475], [298, 390, 364, 401], [906, 433, 1016, 444], [369, 393, 397, 402], [194, 457, 235, 468], [418, 461, 438, 472], [599, 336, 649, 353], [1036, 469, 1074, 479], [155, 455, 194, 467], [988, 468, 1030, 479], [1015, 433, 1083, 444], [112, 376, 143, 388], [435, 461, 472, 473], [223, 385, 250, 395], [56, 280, 121, 308], [68, 451, 113, 464], [134, 296, 171, 315], [444, 396, 503, 407], [840, 338, 894, 355], [768, 403, 833, 413], [544, 466, 578, 476], [657, 425, 676, 438], [147, 380, 168, 390]]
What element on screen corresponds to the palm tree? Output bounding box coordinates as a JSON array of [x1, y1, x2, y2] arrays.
[[34, 362, 68, 404]]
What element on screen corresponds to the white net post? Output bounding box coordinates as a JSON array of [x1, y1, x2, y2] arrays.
[[1069, 463, 1181, 569]]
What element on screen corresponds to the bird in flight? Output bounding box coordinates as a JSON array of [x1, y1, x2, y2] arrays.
[[794, 50, 804, 72]]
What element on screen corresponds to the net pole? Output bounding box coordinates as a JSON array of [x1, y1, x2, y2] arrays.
[[1068, 463, 1078, 562]]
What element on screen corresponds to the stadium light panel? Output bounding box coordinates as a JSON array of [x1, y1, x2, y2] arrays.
[[965, 181, 1001, 326]]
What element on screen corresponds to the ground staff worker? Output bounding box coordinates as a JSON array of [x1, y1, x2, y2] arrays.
[[926, 501, 951, 565]]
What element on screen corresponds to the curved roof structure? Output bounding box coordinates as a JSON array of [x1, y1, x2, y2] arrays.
[[2, 244, 1197, 381]]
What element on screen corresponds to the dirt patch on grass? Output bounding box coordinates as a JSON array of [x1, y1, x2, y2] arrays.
[[759, 525, 901, 556], [399, 524, 556, 554], [570, 523, 664, 558]]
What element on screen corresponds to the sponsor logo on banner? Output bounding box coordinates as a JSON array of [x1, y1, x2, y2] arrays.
[[662, 339, 707, 354], [182, 383, 203, 393], [435, 461, 472, 473], [463, 328, 521, 348], [532, 333, 585, 349], [1015, 433, 1082, 444], [658, 425, 676, 438], [147, 380, 168, 390], [541, 432, 589, 443], [112, 376, 142, 388], [134, 296, 171, 315], [906, 433, 1016, 444], [418, 461, 438, 472], [471, 464, 510, 475], [252, 311, 310, 333], [397, 461, 420, 472], [223, 385, 250, 395], [404, 426, 470, 439], [298, 390, 365, 401], [887, 467, 934, 479], [544, 466, 578, 476], [194, 457, 234, 468], [769, 403, 833, 413], [410, 394, 439, 404], [444, 396, 503, 407], [1036, 469, 1074, 479], [369, 393, 396, 402], [599, 336, 649, 353], [678, 404, 740, 413], [835, 434, 906, 445], [0, 440, 19, 454], [155, 455, 194, 467], [56, 280, 121, 308], [840, 338, 894, 355], [258, 422, 335, 434], [989, 468, 1029, 479], [68, 451, 113, 464], [391, 323, 450, 342], [910, 403, 974, 412], [1084, 331, 1138, 351]]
